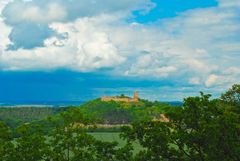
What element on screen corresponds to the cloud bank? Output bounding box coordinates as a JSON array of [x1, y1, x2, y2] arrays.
[[0, 0, 239, 94]]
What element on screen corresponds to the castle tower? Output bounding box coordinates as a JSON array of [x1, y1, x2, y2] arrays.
[[133, 91, 139, 102]]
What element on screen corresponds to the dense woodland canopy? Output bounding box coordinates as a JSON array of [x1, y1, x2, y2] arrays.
[[0, 84, 240, 161]]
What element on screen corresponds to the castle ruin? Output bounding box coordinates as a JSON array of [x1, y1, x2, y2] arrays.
[[101, 92, 139, 102]]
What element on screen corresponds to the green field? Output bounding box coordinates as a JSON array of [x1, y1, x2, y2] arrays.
[[89, 132, 125, 146], [90, 132, 142, 154]]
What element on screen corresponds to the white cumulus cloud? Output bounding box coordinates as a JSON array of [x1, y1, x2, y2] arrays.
[[205, 74, 219, 87], [0, 15, 126, 71]]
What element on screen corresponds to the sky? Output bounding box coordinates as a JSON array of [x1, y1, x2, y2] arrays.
[[0, 0, 239, 103]]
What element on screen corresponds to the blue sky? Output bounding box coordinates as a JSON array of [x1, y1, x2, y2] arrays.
[[133, 0, 218, 23], [0, 0, 239, 103]]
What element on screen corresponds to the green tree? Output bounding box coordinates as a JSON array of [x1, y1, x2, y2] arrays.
[[47, 108, 97, 161], [220, 84, 240, 114], [13, 123, 50, 161], [0, 121, 15, 161], [221, 84, 240, 105], [122, 91, 240, 161]]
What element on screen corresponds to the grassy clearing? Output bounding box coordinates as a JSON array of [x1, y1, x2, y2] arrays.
[[89, 132, 142, 154]]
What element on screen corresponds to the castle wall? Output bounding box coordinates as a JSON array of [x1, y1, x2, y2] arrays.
[[101, 92, 139, 103], [101, 97, 133, 102], [134, 92, 139, 101]]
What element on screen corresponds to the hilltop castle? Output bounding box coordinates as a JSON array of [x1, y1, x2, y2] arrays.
[[101, 92, 139, 102]]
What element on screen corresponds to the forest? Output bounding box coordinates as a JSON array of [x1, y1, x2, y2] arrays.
[[0, 107, 67, 128], [0, 84, 239, 161]]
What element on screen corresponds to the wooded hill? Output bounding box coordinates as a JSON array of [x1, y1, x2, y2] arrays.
[[78, 98, 170, 124], [0, 98, 171, 128]]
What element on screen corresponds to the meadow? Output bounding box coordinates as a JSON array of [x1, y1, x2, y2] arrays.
[[90, 132, 142, 154]]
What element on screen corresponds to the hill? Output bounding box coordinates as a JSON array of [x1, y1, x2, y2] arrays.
[[78, 98, 171, 124]]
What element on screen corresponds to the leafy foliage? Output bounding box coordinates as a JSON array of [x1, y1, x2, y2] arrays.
[[122, 92, 240, 161]]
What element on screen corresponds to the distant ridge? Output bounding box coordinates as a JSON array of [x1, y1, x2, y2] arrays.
[[0, 101, 85, 108]]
